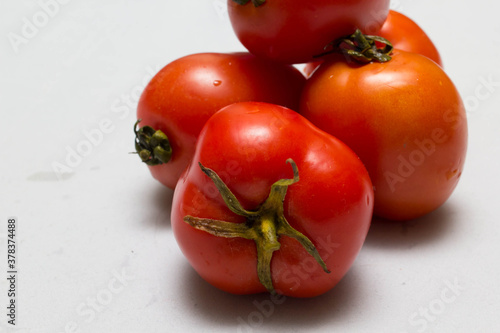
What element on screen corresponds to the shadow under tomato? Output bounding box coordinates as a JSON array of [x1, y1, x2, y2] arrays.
[[363, 201, 459, 250], [178, 262, 366, 330], [141, 184, 174, 229]]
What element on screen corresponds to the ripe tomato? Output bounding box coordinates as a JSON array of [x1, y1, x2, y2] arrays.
[[135, 52, 306, 189], [300, 50, 467, 221], [228, 0, 390, 64], [171, 102, 373, 297], [303, 9, 443, 77], [378, 10, 442, 66]]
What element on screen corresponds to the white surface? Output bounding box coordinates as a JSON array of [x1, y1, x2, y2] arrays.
[[1, 0, 499, 332]]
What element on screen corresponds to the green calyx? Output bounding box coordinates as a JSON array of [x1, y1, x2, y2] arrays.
[[184, 159, 330, 295], [232, 0, 266, 7], [318, 29, 393, 63], [134, 120, 172, 166]]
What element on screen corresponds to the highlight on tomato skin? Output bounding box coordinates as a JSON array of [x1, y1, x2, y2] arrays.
[[171, 102, 374, 297], [300, 50, 467, 221], [134, 52, 306, 189]]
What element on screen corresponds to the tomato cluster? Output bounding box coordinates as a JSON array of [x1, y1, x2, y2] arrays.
[[134, 1, 467, 297]]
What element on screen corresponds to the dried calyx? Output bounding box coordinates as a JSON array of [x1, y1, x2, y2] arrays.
[[318, 29, 393, 63], [184, 159, 330, 294], [134, 120, 172, 166]]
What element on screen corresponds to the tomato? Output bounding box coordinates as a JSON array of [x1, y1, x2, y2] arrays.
[[228, 0, 390, 64], [300, 50, 467, 221], [303, 9, 443, 77], [378, 10, 442, 66], [171, 102, 373, 297], [135, 52, 306, 189]]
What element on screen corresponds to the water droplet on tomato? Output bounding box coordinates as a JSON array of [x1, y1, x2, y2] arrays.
[[213, 80, 222, 86]]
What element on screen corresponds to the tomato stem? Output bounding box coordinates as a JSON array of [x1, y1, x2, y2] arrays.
[[184, 159, 330, 295], [134, 120, 172, 166], [317, 29, 393, 63], [231, 0, 266, 7]]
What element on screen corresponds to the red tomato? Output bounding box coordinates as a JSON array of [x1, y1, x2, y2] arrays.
[[300, 50, 467, 221], [228, 0, 390, 64], [378, 10, 442, 66], [135, 52, 306, 189], [171, 102, 373, 297], [303, 9, 443, 77]]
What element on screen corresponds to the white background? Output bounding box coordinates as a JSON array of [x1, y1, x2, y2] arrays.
[[1, 0, 499, 332]]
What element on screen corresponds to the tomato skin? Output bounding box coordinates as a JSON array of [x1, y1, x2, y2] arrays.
[[300, 50, 467, 221], [171, 102, 374, 297], [137, 53, 306, 189], [303, 9, 443, 77], [378, 10, 442, 66], [228, 0, 390, 64]]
